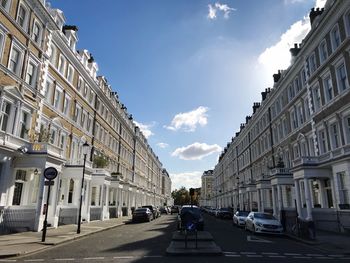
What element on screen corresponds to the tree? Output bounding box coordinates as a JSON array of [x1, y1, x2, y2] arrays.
[[171, 187, 190, 205]]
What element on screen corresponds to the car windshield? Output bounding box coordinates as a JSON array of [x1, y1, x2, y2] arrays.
[[254, 213, 276, 219], [135, 208, 147, 212], [238, 211, 249, 216]]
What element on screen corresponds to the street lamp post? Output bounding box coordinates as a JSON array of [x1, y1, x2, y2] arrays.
[[77, 142, 90, 234]]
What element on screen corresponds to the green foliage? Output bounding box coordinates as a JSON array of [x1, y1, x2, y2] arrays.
[[171, 187, 190, 206], [93, 155, 109, 168]]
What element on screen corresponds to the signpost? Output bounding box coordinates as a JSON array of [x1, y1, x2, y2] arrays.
[[41, 167, 58, 242]]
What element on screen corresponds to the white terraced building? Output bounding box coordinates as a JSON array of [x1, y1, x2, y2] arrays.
[[211, 0, 350, 233]]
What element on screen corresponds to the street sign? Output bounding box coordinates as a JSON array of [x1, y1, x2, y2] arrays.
[[43, 167, 58, 180]]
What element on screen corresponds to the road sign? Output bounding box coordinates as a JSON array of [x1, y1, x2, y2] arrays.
[[43, 167, 58, 180]]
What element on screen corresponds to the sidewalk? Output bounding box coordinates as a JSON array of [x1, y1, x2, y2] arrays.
[[0, 216, 132, 258], [286, 229, 350, 255]]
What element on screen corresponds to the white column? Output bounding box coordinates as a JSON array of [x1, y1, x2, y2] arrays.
[[277, 185, 283, 220], [304, 178, 313, 220], [257, 189, 261, 212], [261, 189, 265, 212], [294, 180, 303, 218], [272, 186, 277, 218]]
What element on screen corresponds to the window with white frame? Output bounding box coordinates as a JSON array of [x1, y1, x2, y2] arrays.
[[16, 3, 29, 30], [318, 129, 328, 154], [293, 144, 300, 159], [58, 54, 66, 75], [297, 103, 304, 125], [344, 10, 350, 37], [53, 86, 63, 110], [44, 77, 54, 104], [67, 64, 74, 83], [323, 74, 334, 102], [294, 76, 301, 93], [288, 85, 295, 101], [80, 109, 86, 127], [336, 62, 349, 92], [308, 137, 315, 156], [49, 44, 57, 66], [319, 40, 328, 64], [89, 89, 94, 104], [49, 127, 58, 145], [344, 115, 350, 144], [8, 44, 24, 75], [304, 98, 310, 120], [308, 53, 317, 75], [25, 59, 38, 87], [87, 115, 92, 133], [331, 24, 341, 51], [77, 76, 83, 92], [62, 93, 71, 116], [330, 122, 340, 149], [290, 108, 298, 130], [0, 100, 11, 132], [12, 170, 26, 205], [31, 21, 42, 44], [312, 85, 322, 112], [337, 172, 349, 204], [301, 69, 307, 86], [59, 132, 67, 151], [19, 110, 30, 139], [0, 26, 6, 61], [74, 104, 81, 123], [84, 84, 89, 97], [1, 0, 11, 12]]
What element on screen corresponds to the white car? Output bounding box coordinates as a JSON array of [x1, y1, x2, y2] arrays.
[[233, 211, 249, 227], [245, 212, 283, 234]]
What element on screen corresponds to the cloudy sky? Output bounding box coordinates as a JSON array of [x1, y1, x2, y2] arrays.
[[51, 0, 326, 190]]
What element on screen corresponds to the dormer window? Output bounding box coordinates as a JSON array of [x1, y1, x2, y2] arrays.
[[1, 0, 11, 12]]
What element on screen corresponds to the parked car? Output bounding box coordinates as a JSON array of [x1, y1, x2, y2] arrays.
[[245, 212, 283, 234], [170, 205, 179, 214], [233, 211, 250, 227], [159, 206, 169, 214], [177, 205, 204, 231], [141, 205, 158, 219], [216, 207, 233, 219], [132, 208, 153, 222]]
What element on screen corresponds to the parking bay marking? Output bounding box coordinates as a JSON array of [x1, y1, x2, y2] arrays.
[[247, 235, 273, 243]]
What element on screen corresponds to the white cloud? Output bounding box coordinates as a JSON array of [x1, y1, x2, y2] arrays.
[[170, 171, 203, 190], [258, 0, 327, 78], [133, 121, 154, 139], [171, 142, 222, 160], [164, 106, 209, 132], [157, 142, 169, 148], [207, 3, 236, 20]]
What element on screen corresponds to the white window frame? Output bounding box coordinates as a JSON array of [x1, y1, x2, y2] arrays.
[[331, 24, 341, 52], [8, 40, 25, 76], [63, 93, 71, 116], [44, 76, 54, 104], [335, 60, 349, 92], [77, 76, 83, 92], [25, 57, 39, 87], [18, 108, 31, 140], [1, 0, 12, 12], [344, 10, 350, 37], [58, 54, 66, 76], [329, 121, 340, 149], [318, 128, 328, 154], [312, 84, 322, 112], [16, 2, 29, 31], [0, 99, 12, 133], [49, 44, 57, 66], [343, 114, 350, 144], [53, 85, 63, 110], [308, 53, 317, 75], [0, 24, 8, 61], [323, 74, 334, 103], [67, 64, 74, 83], [318, 39, 328, 64], [31, 19, 42, 45]]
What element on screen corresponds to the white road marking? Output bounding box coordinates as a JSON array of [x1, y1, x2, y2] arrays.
[[261, 252, 279, 255], [268, 255, 286, 258], [24, 260, 44, 262], [54, 259, 75, 261], [0, 260, 17, 262], [225, 255, 241, 257], [247, 235, 273, 243], [113, 256, 135, 259], [284, 253, 301, 256], [240, 252, 256, 255], [293, 256, 312, 259], [83, 257, 105, 260], [223, 251, 237, 254], [247, 255, 263, 257], [143, 256, 163, 258]]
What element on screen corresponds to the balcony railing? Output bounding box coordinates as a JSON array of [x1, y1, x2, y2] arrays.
[[270, 167, 292, 176]]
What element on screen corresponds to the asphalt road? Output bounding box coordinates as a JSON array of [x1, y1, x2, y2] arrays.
[[13, 213, 350, 263]]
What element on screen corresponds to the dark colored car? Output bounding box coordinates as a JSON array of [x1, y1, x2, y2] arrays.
[[132, 208, 153, 222], [141, 205, 158, 219], [170, 206, 179, 214], [177, 205, 204, 231], [159, 206, 169, 214], [217, 207, 233, 219]]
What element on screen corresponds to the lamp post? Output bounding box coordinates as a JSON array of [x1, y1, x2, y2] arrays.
[[77, 142, 89, 234]]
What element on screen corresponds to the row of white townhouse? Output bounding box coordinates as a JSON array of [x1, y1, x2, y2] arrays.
[[0, 0, 172, 234], [210, 0, 350, 233]]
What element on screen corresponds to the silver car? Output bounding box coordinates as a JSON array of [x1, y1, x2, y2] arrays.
[[245, 212, 283, 234], [233, 211, 249, 227]]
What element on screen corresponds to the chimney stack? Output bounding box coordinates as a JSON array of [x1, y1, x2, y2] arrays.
[[273, 70, 282, 83], [253, 102, 261, 114], [309, 7, 324, 26]]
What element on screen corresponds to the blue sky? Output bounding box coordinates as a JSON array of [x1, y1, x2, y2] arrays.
[[50, 0, 325, 190]]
